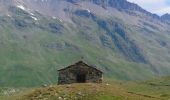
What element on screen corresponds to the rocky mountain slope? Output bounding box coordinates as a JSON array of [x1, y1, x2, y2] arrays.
[[0, 0, 170, 86]]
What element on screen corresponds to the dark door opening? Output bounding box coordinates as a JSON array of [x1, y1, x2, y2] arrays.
[[76, 74, 86, 83]]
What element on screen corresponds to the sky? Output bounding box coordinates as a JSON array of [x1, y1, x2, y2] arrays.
[[127, 0, 170, 15]]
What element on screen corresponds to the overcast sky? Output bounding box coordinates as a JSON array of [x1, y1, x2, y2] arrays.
[[127, 0, 170, 15]]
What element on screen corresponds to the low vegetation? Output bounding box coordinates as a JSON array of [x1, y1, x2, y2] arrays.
[[17, 83, 159, 100], [123, 76, 170, 100], [1, 76, 170, 100], [1, 77, 169, 100]]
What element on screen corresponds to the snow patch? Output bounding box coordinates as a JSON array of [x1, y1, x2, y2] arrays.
[[86, 9, 91, 13], [7, 14, 11, 17], [59, 19, 63, 22], [31, 16, 38, 21], [52, 16, 63, 22], [30, 12, 34, 16], [17, 5, 26, 10], [52, 16, 56, 19]]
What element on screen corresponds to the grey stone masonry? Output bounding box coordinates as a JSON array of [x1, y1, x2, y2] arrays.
[[58, 61, 103, 85]]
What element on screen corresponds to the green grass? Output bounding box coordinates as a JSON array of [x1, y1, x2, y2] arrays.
[[0, 15, 156, 87], [1, 7, 170, 87], [96, 95, 124, 100], [123, 76, 170, 100], [1, 76, 170, 100], [15, 83, 159, 100]]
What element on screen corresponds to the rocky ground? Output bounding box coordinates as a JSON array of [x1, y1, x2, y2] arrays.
[[17, 83, 160, 100], [1, 76, 170, 100]]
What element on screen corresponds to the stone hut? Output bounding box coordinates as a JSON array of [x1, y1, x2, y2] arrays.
[[58, 61, 103, 85]]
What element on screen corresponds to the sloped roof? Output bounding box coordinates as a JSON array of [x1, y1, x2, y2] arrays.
[[58, 60, 103, 73]]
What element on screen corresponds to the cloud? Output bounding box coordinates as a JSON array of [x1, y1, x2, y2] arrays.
[[128, 0, 165, 5], [127, 0, 169, 15], [155, 6, 170, 14]]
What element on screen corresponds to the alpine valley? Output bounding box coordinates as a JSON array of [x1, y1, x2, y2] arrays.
[[0, 0, 170, 87]]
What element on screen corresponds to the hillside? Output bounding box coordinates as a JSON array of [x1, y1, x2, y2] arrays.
[[124, 76, 170, 100], [1, 76, 170, 100], [0, 0, 170, 87], [0, 83, 160, 100]]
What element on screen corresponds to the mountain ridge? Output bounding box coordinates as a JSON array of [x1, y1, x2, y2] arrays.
[[0, 0, 170, 87], [0, 0, 166, 22]]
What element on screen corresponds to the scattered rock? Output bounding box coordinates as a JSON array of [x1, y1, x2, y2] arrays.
[[42, 84, 48, 87], [77, 92, 82, 96], [58, 96, 62, 100], [106, 83, 110, 86]]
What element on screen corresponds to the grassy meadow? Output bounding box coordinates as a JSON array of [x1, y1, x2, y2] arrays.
[[0, 77, 170, 100]]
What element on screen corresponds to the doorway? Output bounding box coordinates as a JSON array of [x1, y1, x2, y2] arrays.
[[76, 74, 86, 83]]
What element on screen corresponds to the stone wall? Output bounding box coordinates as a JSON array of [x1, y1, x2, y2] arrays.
[[58, 62, 102, 84]]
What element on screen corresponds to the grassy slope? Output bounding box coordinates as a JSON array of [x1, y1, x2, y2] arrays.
[[7, 83, 159, 100], [1, 76, 170, 100], [123, 77, 170, 100], [1, 6, 170, 87], [0, 9, 157, 87]]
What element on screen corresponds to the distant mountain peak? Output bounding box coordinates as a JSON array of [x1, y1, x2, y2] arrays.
[[161, 13, 170, 22], [161, 13, 170, 18], [0, 0, 168, 23]]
